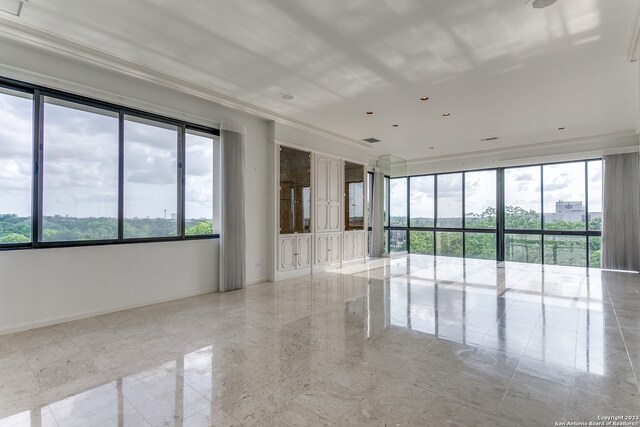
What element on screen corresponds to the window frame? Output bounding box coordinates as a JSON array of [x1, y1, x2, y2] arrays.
[[385, 160, 601, 267], [0, 76, 220, 251]]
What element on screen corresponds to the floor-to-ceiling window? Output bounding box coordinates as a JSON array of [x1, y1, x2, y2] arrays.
[[386, 160, 601, 267]]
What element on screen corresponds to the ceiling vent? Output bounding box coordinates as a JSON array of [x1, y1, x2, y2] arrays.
[[0, 0, 27, 16], [481, 137, 499, 142], [363, 137, 380, 143], [531, 0, 557, 9]]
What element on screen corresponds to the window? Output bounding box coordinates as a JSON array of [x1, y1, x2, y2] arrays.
[[123, 116, 178, 239], [344, 162, 365, 230], [0, 78, 220, 251], [506, 234, 542, 264], [436, 232, 463, 257], [410, 175, 434, 227], [505, 166, 541, 230], [543, 162, 585, 231], [389, 177, 407, 227], [42, 98, 119, 242], [544, 235, 586, 267], [410, 231, 434, 255], [587, 160, 602, 231], [0, 88, 32, 244], [390, 230, 407, 252], [465, 232, 496, 260], [436, 173, 462, 228], [465, 170, 496, 229], [185, 129, 219, 236]]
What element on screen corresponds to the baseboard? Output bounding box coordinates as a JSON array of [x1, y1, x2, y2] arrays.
[[246, 277, 269, 286], [0, 287, 216, 336]]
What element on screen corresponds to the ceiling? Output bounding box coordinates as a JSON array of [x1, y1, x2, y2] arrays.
[[2, 0, 638, 160]]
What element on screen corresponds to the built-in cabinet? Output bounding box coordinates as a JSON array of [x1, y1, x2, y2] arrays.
[[279, 235, 312, 271], [274, 144, 367, 279], [315, 155, 341, 233]]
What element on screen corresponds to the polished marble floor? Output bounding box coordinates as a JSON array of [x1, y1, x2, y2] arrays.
[[0, 256, 639, 426]]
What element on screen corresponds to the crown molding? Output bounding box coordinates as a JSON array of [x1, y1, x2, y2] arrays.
[[0, 16, 371, 151], [405, 131, 639, 166], [628, 1, 640, 61]]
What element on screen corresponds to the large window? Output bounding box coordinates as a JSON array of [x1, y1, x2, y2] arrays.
[[389, 160, 600, 267], [0, 88, 32, 245], [0, 78, 220, 250], [42, 98, 119, 242]]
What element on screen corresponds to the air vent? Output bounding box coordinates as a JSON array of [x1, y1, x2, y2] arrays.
[[363, 138, 380, 143], [481, 137, 499, 142], [0, 0, 26, 16]]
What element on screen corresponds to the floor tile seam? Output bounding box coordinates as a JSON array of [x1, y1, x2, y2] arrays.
[[603, 283, 639, 389], [499, 327, 539, 411]]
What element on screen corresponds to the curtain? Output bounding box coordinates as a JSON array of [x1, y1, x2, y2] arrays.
[[370, 170, 385, 257], [602, 152, 640, 272], [219, 126, 246, 292]]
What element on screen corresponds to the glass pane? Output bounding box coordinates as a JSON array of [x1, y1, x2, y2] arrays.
[[505, 234, 541, 264], [410, 175, 434, 227], [279, 146, 311, 234], [0, 89, 32, 244], [465, 233, 496, 260], [345, 162, 364, 230], [410, 231, 434, 255], [587, 160, 602, 231], [124, 116, 178, 238], [390, 230, 407, 252], [436, 173, 462, 228], [42, 98, 118, 242], [185, 130, 219, 236], [589, 236, 601, 268], [390, 177, 407, 226], [465, 170, 496, 229], [384, 229, 388, 253], [436, 232, 463, 257], [543, 162, 586, 231], [505, 166, 541, 230], [544, 235, 586, 267]]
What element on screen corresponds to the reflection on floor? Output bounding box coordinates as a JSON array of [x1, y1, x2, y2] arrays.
[[0, 256, 638, 426]]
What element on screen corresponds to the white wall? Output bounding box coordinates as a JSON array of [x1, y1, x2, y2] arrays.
[[0, 37, 270, 333]]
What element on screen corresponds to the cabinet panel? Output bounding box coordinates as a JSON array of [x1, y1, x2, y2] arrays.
[[297, 236, 311, 268], [354, 232, 365, 259], [328, 204, 340, 231], [315, 235, 329, 265], [328, 159, 341, 204], [328, 234, 341, 263], [279, 237, 296, 271], [343, 233, 355, 260], [315, 157, 329, 204], [316, 204, 329, 232]]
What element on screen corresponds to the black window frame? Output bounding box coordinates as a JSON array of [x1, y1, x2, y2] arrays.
[[384, 159, 602, 268], [0, 75, 220, 252]]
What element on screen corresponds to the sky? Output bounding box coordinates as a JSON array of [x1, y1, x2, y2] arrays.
[[392, 161, 602, 220], [0, 91, 217, 220]]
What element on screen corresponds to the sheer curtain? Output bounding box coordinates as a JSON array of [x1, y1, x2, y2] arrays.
[[370, 169, 385, 257], [602, 152, 640, 272], [219, 124, 246, 292]]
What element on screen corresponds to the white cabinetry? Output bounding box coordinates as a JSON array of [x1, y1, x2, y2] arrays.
[[343, 231, 366, 261], [279, 235, 311, 271], [315, 155, 341, 233], [315, 233, 342, 265]]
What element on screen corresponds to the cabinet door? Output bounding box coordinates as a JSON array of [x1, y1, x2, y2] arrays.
[[343, 233, 355, 260], [297, 236, 311, 268], [328, 234, 342, 263], [315, 156, 329, 232], [315, 235, 329, 265], [279, 237, 296, 271], [327, 158, 341, 231], [354, 232, 365, 258]]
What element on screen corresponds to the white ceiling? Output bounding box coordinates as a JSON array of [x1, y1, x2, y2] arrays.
[[3, 0, 639, 160]]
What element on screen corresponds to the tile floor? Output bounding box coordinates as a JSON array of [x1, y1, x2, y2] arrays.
[[0, 256, 638, 426]]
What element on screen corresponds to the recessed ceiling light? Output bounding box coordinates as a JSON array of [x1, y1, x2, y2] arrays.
[[393, 124, 399, 127], [429, 146, 435, 150], [442, 112, 451, 117], [278, 93, 294, 100], [366, 111, 373, 115], [558, 127, 566, 130], [363, 137, 380, 143], [420, 96, 429, 101]]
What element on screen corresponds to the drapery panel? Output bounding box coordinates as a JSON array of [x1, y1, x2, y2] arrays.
[[219, 127, 246, 292], [602, 152, 640, 272]]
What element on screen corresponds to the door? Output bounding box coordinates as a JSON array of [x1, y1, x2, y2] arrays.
[[279, 236, 296, 271]]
